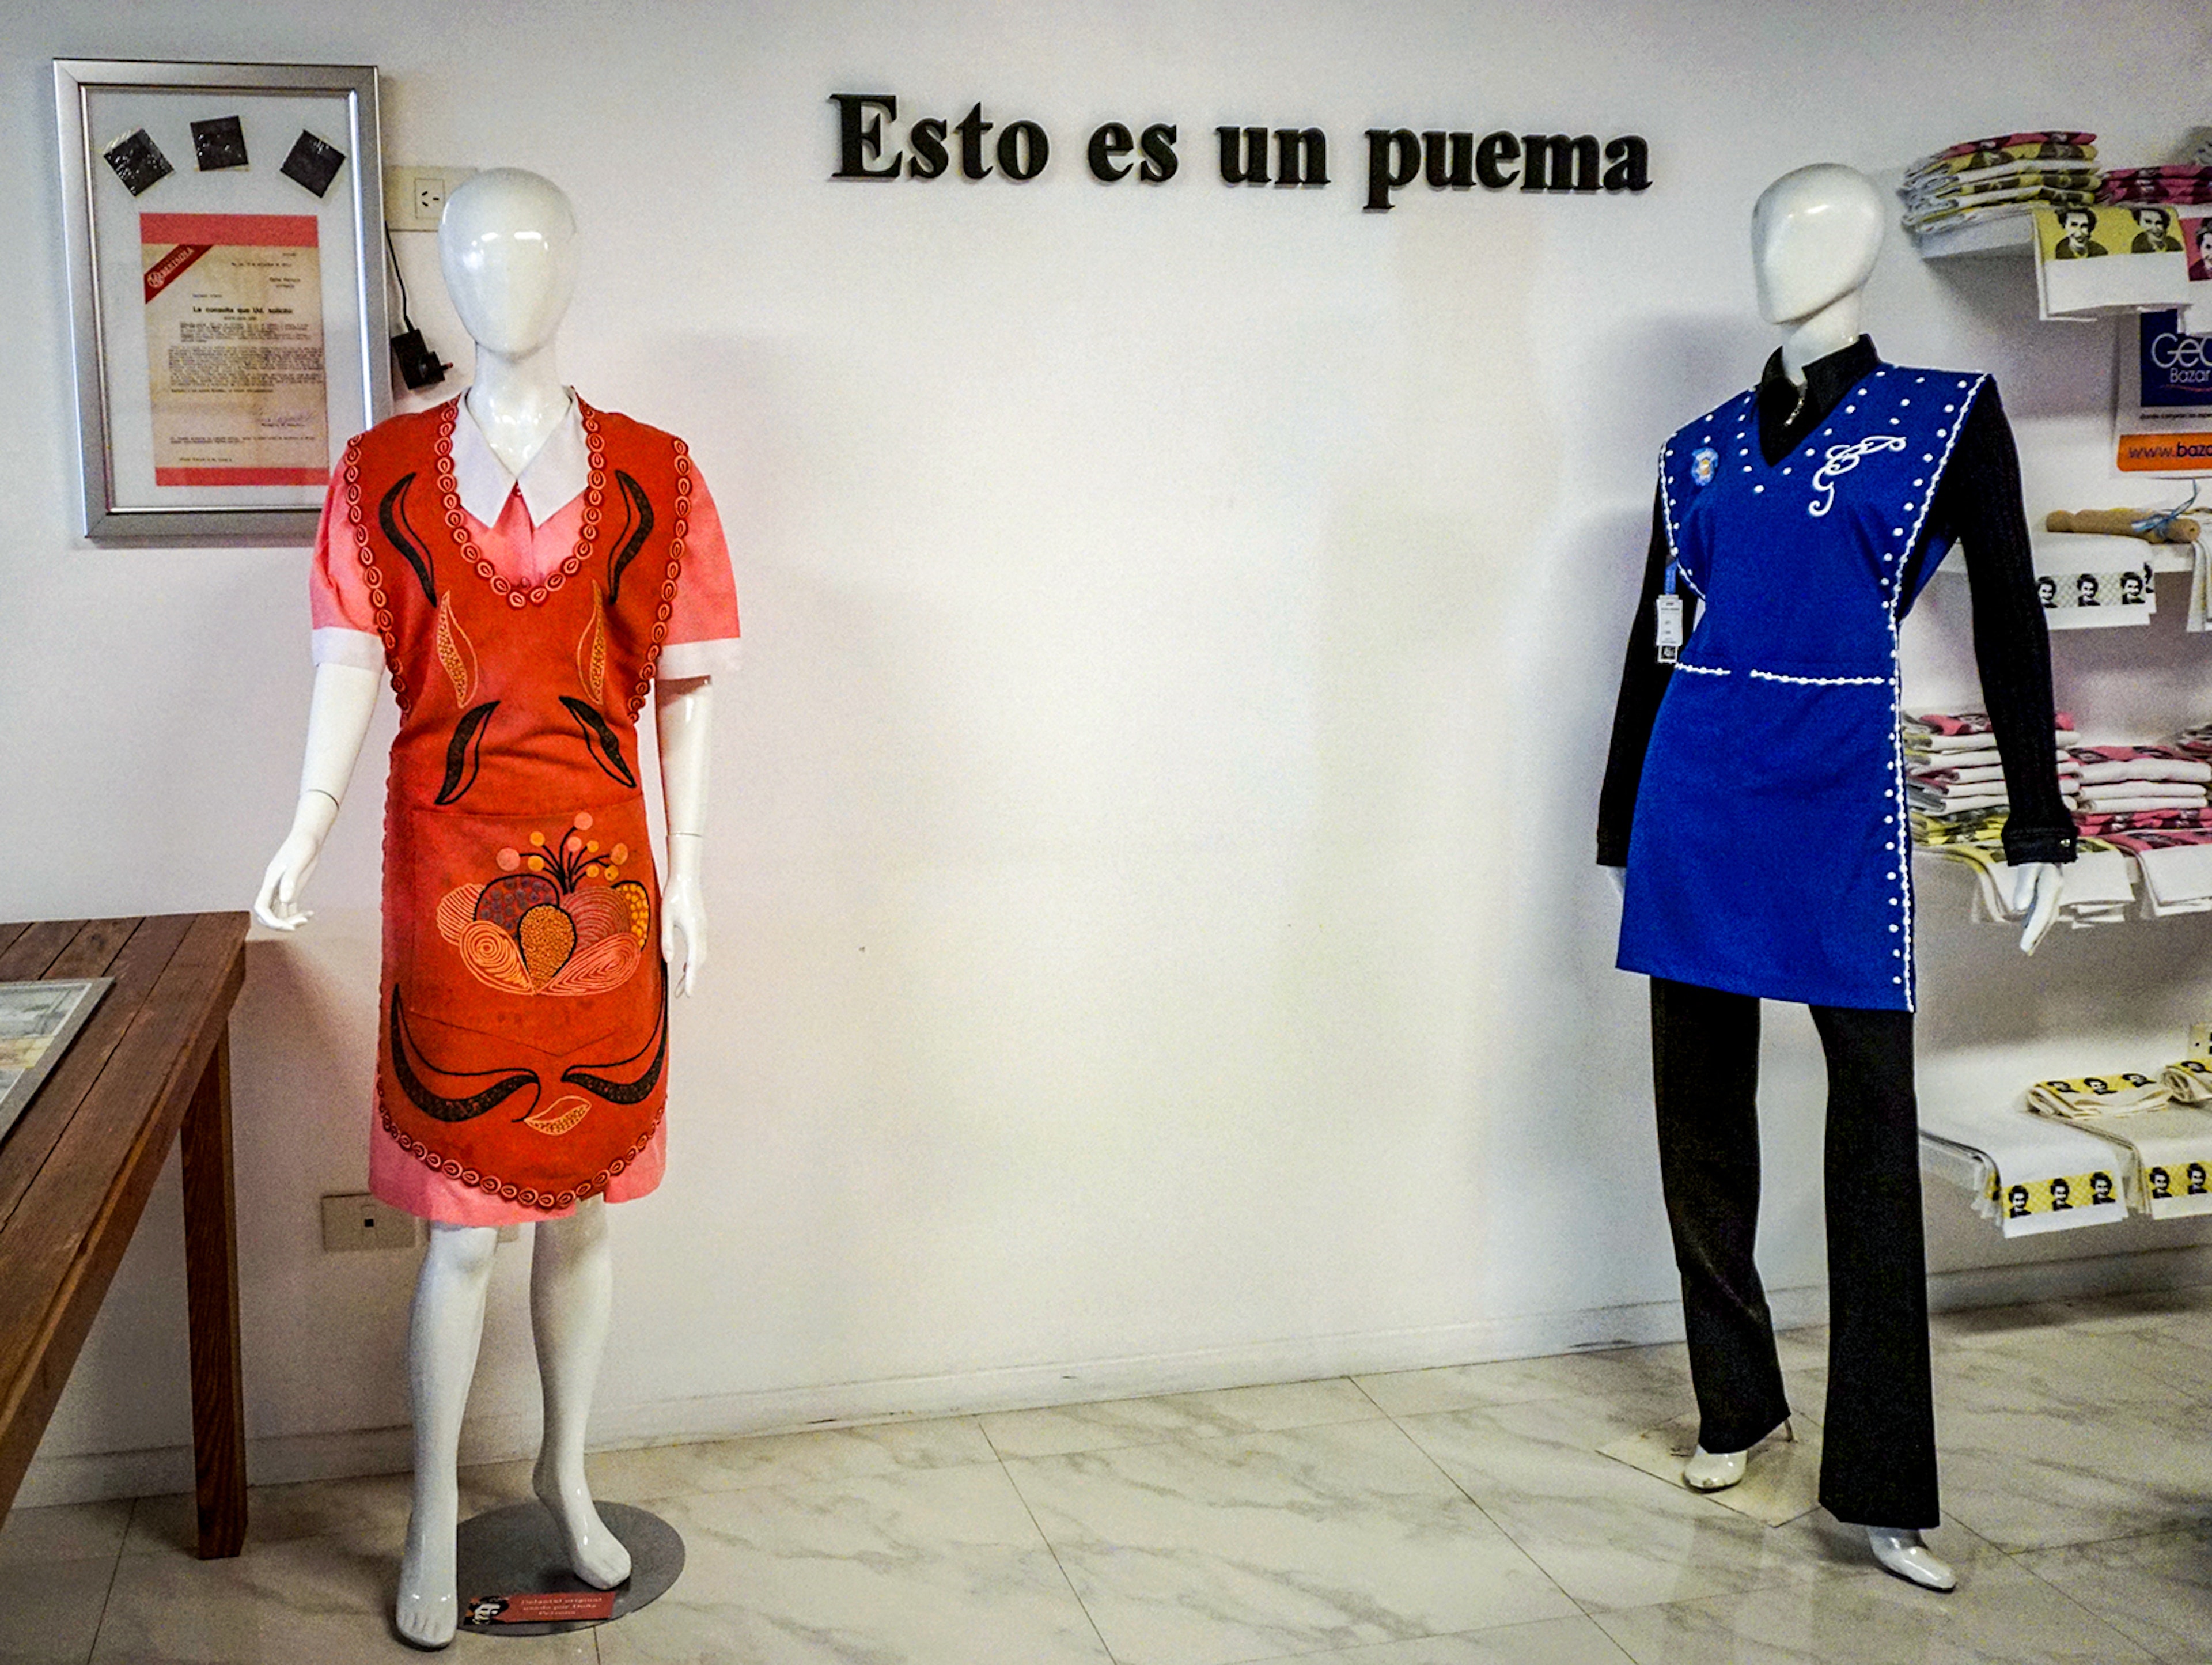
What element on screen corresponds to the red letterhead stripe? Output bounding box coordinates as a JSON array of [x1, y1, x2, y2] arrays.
[[155, 467, 332, 487], [139, 212, 320, 248], [143, 243, 213, 303]]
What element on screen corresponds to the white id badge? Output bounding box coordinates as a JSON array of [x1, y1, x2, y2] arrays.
[[1654, 593, 1684, 664]]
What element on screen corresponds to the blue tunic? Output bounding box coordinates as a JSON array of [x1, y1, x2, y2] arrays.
[[1618, 362, 1987, 1012]]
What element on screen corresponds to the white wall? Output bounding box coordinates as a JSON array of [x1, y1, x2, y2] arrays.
[[9, 0, 2212, 1503]]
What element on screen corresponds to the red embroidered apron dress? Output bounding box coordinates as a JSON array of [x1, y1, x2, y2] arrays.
[[342, 399, 692, 1212]]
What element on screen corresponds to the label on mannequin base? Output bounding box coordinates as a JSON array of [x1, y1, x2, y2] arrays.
[[1654, 593, 1683, 663], [464, 1590, 618, 1626]]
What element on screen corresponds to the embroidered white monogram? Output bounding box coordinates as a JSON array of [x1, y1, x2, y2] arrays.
[[1807, 435, 1910, 519]]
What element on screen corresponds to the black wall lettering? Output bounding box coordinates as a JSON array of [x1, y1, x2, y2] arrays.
[[1139, 123, 1179, 183], [1423, 131, 1476, 189], [1364, 128, 1419, 210], [908, 118, 949, 179], [1475, 131, 1520, 190], [1218, 126, 1270, 184], [1603, 135, 1652, 193], [1089, 122, 1135, 182], [1274, 128, 1327, 187], [956, 103, 994, 180], [830, 93, 900, 180], [826, 93, 1652, 206], [998, 120, 1049, 180], [1521, 133, 1600, 193]]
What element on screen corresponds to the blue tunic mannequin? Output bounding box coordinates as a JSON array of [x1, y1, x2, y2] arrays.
[[1610, 165, 2071, 1595], [1620, 365, 1986, 1010]]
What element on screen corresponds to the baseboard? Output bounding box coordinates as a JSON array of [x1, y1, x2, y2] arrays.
[[21, 1242, 2212, 1509]]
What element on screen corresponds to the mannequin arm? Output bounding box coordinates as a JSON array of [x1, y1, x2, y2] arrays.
[[252, 662, 380, 931], [656, 676, 715, 997], [2010, 861, 2062, 955]]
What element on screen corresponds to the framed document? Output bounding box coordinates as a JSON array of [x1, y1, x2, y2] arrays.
[[54, 60, 388, 542], [0, 979, 110, 1147]]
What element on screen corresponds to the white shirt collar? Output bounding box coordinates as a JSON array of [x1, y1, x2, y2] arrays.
[[450, 391, 589, 528]]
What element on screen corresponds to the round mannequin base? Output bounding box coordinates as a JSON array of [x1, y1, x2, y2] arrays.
[[445, 1501, 685, 1638]]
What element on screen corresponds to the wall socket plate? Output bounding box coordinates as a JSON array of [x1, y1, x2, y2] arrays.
[[384, 165, 476, 233], [321, 1193, 423, 1252]]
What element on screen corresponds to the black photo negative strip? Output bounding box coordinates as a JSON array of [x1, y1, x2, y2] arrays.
[[103, 128, 173, 195], [281, 128, 347, 197], [190, 115, 249, 171]]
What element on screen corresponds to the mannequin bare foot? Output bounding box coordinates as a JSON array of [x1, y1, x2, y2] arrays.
[[1867, 1526, 1956, 1591], [533, 1452, 632, 1588], [396, 1478, 459, 1648], [1681, 1444, 1747, 1491]]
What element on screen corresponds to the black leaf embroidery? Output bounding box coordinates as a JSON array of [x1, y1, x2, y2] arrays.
[[560, 962, 667, 1104], [434, 701, 499, 805], [389, 988, 539, 1123], [377, 473, 438, 604], [605, 471, 655, 605], [559, 695, 638, 788]]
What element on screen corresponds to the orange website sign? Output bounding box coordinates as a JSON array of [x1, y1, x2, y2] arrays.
[[2117, 433, 2212, 471]]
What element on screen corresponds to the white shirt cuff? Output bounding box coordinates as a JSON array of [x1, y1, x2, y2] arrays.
[[657, 637, 743, 680], [312, 627, 387, 672]]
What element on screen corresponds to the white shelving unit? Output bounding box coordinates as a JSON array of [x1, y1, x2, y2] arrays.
[[1910, 216, 2036, 260]]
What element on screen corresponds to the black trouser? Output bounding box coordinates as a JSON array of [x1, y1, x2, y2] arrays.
[[1650, 976, 1937, 1529]]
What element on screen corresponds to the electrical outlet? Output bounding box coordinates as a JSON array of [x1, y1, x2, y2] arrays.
[[321, 1193, 423, 1252], [384, 165, 476, 233]]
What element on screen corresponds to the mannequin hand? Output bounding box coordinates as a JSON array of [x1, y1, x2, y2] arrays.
[[2010, 861, 2063, 955], [660, 871, 707, 998], [252, 830, 323, 930], [252, 792, 339, 932]]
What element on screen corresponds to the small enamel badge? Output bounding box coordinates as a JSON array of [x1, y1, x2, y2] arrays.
[[1690, 447, 1718, 486]]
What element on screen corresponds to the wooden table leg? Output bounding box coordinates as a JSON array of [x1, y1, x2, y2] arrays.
[[179, 1028, 246, 1558]]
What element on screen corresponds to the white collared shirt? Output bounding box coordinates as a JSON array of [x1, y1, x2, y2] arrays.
[[310, 393, 743, 682], [449, 388, 591, 529]]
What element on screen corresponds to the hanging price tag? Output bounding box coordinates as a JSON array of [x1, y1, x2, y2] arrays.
[[1654, 592, 1683, 664]]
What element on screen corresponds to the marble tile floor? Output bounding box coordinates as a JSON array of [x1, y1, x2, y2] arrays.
[[12, 1288, 2212, 1663]]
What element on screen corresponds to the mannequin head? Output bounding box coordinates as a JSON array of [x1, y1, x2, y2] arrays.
[[1751, 164, 1884, 327], [438, 169, 579, 357]]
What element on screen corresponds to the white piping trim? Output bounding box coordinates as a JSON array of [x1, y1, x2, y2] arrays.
[[1895, 374, 1988, 614], [1672, 661, 1731, 676], [1747, 668, 1888, 687]]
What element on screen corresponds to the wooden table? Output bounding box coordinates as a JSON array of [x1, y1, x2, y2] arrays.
[[0, 914, 249, 1558]]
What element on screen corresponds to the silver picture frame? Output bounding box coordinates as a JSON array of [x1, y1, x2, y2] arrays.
[[54, 59, 388, 542], [0, 978, 111, 1147]]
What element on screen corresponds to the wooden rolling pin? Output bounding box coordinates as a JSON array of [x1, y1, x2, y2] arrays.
[[2044, 508, 2200, 542]]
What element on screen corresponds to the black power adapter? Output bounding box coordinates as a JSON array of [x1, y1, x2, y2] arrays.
[[392, 326, 449, 390]]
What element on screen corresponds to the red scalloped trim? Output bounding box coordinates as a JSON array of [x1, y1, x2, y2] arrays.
[[627, 436, 691, 717], [432, 398, 607, 608], [341, 435, 411, 712], [377, 1077, 663, 1212]]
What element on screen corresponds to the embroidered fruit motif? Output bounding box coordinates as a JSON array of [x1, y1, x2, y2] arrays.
[[576, 586, 608, 703], [436, 812, 646, 997], [518, 904, 577, 985], [434, 594, 479, 705], [613, 881, 651, 948], [521, 1095, 592, 1136], [476, 873, 559, 932]]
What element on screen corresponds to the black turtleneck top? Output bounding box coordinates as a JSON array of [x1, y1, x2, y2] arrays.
[[1596, 336, 2077, 871]]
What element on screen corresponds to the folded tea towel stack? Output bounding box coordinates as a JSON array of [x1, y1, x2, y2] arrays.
[[2068, 746, 2212, 815], [1913, 825, 2134, 928], [1903, 709, 2080, 829], [2027, 1072, 2171, 1118], [2098, 167, 2212, 207], [1902, 132, 2099, 234], [2023, 1068, 2212, 1218]]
